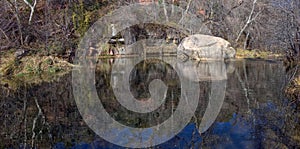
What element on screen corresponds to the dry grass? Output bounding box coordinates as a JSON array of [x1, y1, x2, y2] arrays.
[[0, 52, 73, 90], [285, 75, 300, 101], [236, 48, 283, 59]]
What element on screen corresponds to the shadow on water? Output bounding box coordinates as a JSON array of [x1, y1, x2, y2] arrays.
[[1, 57, 300, 148]]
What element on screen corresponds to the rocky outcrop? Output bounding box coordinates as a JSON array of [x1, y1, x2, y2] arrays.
[[177, 34, 236, 60]]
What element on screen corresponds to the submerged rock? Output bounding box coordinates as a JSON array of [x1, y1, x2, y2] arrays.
[[177, 34, 236, 60]]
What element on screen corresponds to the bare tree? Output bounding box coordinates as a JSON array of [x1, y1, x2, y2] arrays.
[[3, 0, 24, 46], [23, 0, 37, 24], [235, 0, 261, 43]]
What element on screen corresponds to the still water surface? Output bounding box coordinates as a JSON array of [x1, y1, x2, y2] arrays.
[[1, 57, 300, 148]]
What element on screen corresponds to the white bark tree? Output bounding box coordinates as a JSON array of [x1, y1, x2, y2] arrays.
[[235, 0, 261, 43], [23, 0, 37, 24]]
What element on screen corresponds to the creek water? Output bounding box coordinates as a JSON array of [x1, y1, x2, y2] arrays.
[[1, 57, 300, 148]]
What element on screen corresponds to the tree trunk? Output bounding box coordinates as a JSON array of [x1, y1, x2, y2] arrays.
[[295, 30, 300, 60]]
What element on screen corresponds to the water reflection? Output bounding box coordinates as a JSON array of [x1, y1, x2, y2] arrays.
[[1, 58, 300, 148]]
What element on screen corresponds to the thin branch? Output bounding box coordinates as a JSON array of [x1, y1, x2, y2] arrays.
[[243, 32, 250, 50], [23, 96, 28, 148], [236, 0, 258, 42], [251, 9, 263, 22], [31, 97, 45, 148], [1, 17, 15, 31], [7, 0, 24, 45], [235, 68, 251, 113], [276, 4, 297, 18], [171, 0, 174, 16], [0, 27, 11, 42], [0, 45, 13, 50], [162, 0, 169, 22], [227, 0, 244, 15], [179, 0, 192, 25], [23, 0, 37, 24]]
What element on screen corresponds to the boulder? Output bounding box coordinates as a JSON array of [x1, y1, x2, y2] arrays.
[[177, 34, 236, 60]]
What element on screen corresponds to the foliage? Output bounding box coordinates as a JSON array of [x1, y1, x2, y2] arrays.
[[72, 0, 93, 37]]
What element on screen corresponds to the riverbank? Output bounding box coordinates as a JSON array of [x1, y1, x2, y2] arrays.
[[285, 66, 300, 101], [235, 48, 283, 59], [1, 48, 282, 72], [0, 50, 73, 90], [0, 48, 292, 93]]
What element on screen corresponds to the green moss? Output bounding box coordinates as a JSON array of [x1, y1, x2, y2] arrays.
[[21, 60, 41, 74], [15, 72, 26, 77]]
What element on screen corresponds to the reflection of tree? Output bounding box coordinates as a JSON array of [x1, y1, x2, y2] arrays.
[[199, 59, 300, 148], [235, 60, 251, 113], [0, 74, 95, 148], [0, 59, 300, 148]]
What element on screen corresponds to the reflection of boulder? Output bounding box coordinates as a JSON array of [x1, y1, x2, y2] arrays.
[[225, 61, 235, 74], [177, 34, 236, 60], [177, 60, 227, 82], [176, 59, 227, 133]]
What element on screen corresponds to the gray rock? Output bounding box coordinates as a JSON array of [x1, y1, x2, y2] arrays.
[[14, 49, 27, 59], [177, 34, 236, 60]]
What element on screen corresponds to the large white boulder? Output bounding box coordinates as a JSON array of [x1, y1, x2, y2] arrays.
[[177, 34, 236, 60]]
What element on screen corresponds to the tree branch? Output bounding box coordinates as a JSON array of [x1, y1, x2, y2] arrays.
[[162, 0, 169, 22], [23, 0, 37, 24], [0, 27, 10, 42], [179, 0, 192, 25], [236, 0, 258, 42]]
